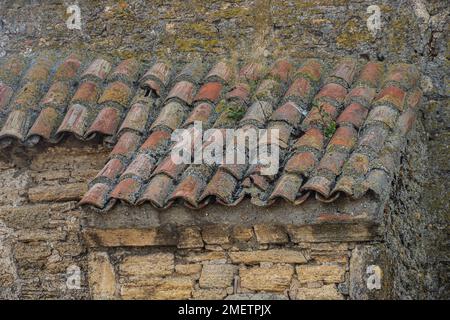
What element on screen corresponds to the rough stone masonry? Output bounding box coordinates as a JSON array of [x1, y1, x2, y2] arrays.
[[0, 0, 448, 299]]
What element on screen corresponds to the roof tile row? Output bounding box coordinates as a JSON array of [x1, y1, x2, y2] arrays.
[[0, 53, 421, 211]]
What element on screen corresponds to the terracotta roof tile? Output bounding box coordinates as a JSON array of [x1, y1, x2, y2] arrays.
[[81, 58, 111, 81], [0, 53, 422, 210], [336, 102, 368, 129], [206, 60, 233, 83], [193, 81, 223, 103]]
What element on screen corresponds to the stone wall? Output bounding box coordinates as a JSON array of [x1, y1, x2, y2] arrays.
[[88, 239, 352, 300], [0, 141, 108, 299], [0, 141, 388, 300], [0, 0, 448, 299]]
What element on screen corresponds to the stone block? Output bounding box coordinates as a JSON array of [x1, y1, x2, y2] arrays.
[[192, 289, 227, 300], [88, 252, 116, 299], [202, 225, 229, 245], [175, 264, 202, 276], [119, 253, 174, 277], [184, 251, 227, 264], [178, 226, 204, 249], [296, 264, 346, 284], [28, 183, 87, 202], [229, 249, 308, 264], [120, 276, 192, 300], [199, 264, 235, 288], [291, 284, 344, 300], [239, 265, 294, 292], [83, 228, 177, 247], [254, 224, 289, 244], [232, 226, 254, 242]]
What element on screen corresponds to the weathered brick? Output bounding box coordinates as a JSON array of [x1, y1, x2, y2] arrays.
[[83, 228, 177, 247], [184, 251, 227, 264], [119, 253, 174, 277], [202, 225, 229, 245], [229, 249, 308, 264], [239, 265, 294, 292], [287, 224, 378, 243], [296, 264, 346, 284], [178, 226, 204, 249], [175, 264, 202, 275], [232, 226, 254, 242], [291, 284, 344, 300], [88, 252, 116, 299], [120, 276, 192, 300], [192, 289, 227, 300], [199, 264, 235, 288], [254, 224, 289, 244], [28, 183, 87, 202]]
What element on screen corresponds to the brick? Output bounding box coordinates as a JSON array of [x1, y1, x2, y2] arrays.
[[202, 225, 229, 245], [175, 264, 202, 276], [183, 251, 227, 264], [178, 226, 204, 249], [239, 265, 294, 292], [28, 183, 87, 202], [83, 228, 177, 247], [232, 226, 254, 242], [119, 253, 174, 277], [229, 249, 308, 264], [192, 289, 227, 300], [88, 252, 116, 299], [120, 276, 192, 300], [296, 264, 346, 284], [199, 264, 235, 289], [152, 276, 193, 300], [291, 284, 344, 300], [253, 224, 288, 244], [287, 224, 379, 243]]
